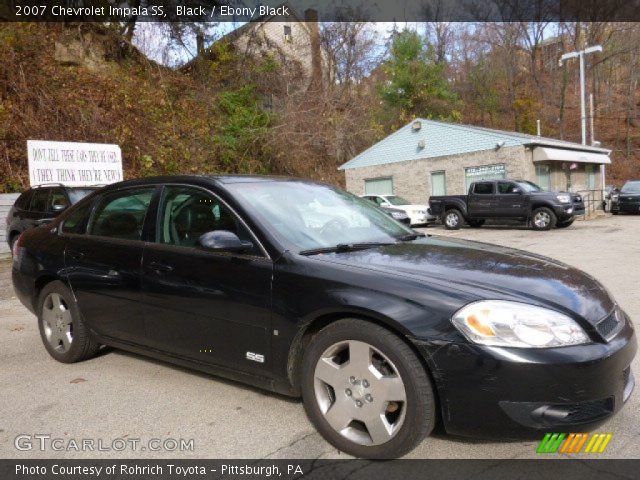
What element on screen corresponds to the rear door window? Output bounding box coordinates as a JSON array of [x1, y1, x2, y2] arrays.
[[473, 183, 494, 195], [89, 188, 155, 241], [61, 201, 95, 235], [29, 188, 50, 212]]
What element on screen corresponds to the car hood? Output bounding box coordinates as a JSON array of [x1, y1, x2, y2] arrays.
[[316, 236, 613, 325], [619, 192, 640, 198]]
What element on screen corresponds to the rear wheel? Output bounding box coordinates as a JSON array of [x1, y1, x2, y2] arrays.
[[531, 207, 556, 231], [301, 319, 435, 459], [556, 218, 575, 229], [37, 281, 100, 363], [443, 209, 464, 230]]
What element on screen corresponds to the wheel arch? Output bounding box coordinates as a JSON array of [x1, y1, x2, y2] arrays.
[[286, 309, 442, 424], [32, 273, 66, 310]]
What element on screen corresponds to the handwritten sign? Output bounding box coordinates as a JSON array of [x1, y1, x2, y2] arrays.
[[27, 140, 123, 187]]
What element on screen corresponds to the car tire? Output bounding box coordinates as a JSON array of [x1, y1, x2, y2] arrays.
[[556, 218, 575, 229], [443, 209, 464, 230], [8, 232, 19, 253], [468, 219, 485, 228], [301, 319, 436, 459], [531, 207, 557, 231], [612, 211, 619, 215], [37, 280, 100, 364]]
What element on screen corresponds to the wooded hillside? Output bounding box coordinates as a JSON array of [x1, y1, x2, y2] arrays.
[[1, 21, 638, 192]]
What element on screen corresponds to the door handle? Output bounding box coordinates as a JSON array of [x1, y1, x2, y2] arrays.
[[148, 261, 174, 273], [35, 218, 53, 226]]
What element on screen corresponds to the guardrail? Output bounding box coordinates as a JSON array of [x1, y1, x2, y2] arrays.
[[575, 189, 604, 219]]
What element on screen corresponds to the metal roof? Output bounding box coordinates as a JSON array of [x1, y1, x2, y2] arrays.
[[339, 119, 611, 170]]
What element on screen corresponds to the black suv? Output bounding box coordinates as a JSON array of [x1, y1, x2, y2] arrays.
[[6, 184, 98, 251], [611, 180, 640, 215]]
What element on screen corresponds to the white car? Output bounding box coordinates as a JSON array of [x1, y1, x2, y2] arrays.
[[361, 194, 435, 226]]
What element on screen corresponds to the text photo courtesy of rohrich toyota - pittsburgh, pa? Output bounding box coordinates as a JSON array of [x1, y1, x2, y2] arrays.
[[1, 1, 640, 479]]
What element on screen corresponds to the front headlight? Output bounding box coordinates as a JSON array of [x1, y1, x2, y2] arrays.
[[556, 194, 571, 204], [612, 194, 619, 201], [451, 300, 589, 348]]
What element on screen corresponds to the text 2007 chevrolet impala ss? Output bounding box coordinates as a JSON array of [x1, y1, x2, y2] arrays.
[[12, 176, 636, 458]]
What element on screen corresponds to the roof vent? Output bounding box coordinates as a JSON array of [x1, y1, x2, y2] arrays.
[[418, 139, 426, 149], [412, 121, 422, 131]]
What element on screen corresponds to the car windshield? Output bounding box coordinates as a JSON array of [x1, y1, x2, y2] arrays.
[[621, 181, 640, 193], [514, 181, 542, 192], [227, 181, 415, 252], [67, 188, 97, 204], [385, 196, 412, 206]]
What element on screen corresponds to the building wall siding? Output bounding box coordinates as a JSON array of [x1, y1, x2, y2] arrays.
[[345, 146, 527, 203]]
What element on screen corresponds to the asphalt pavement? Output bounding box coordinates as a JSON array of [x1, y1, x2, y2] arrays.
[[1, 215, 638, 459]]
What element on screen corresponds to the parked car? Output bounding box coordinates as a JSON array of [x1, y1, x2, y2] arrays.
[[381, 207, 411, 225], [6, 184, 99, 251], [611, 180, 640, 215], [429, 180, 585, 231], [12, 176, 635, 459], [361, 194, 435, 226]]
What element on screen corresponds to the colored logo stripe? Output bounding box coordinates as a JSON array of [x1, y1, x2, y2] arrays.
[[537, 433, 613, 454]]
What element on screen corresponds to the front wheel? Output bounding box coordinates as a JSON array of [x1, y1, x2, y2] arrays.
[[443, 209, 464, 230], [301, 319, 435, 459], [531, 207, 557, 231]]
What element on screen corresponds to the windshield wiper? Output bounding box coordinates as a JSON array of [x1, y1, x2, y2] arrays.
[[299, 242, 395, 256]]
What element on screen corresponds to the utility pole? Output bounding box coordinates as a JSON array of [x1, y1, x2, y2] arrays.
[[559, 45, 602, 145]]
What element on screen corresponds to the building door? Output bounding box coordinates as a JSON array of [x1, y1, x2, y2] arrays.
[[431, 171, 446, 197], [365, 178, 393, 195], [536, 165, 551, 191], [586, 165, 596, 190]]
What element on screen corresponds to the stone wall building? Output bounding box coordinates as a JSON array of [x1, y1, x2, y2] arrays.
[[340, 119, 611, 210]]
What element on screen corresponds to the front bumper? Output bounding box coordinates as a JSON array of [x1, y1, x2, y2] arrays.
[[612, 201, 640, 213], [414, 320, 637, 438], [553, 203, 582, 220]]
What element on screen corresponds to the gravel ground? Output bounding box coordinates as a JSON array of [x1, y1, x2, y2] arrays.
[[0, 215, 638, 459]]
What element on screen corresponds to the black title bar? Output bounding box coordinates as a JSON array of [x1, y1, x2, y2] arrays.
[[1, 0, 640, 23]]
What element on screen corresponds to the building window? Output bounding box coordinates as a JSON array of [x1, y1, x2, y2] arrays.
[[586, 165, 596, 190], [464, 164, 506, 190], [283, 25, 292, 42], [364, 177, 393, 195], [431, 171, 446, 196], [536, 164, 551, 191]]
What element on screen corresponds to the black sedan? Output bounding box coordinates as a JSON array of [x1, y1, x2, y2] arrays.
[[611, 180, 640, 214], [11, 176, 636, 459]]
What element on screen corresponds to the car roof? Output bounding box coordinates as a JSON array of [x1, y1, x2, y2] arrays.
[[97, 174, 328, 193]]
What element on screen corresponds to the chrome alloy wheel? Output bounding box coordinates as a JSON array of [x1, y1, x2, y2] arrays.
[[313, 340, 407, 446], [533, 211, 551, 228], [445, 212, 459, 228], [42, 293, 73, 353]]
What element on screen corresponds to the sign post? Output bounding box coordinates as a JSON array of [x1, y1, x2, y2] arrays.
[[27, 140, 123, 187]]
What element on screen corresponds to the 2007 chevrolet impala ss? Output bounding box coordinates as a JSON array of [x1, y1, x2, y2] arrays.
[[12, 176, 636, 458]]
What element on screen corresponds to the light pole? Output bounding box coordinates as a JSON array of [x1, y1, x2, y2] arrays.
[[559, 45, 602, 145]]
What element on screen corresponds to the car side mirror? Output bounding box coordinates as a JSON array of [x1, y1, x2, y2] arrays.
[[52, 203, 67, 212], [198, 230, 253, 253]]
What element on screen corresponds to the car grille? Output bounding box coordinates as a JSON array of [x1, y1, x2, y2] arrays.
[[596, 309, 624, 341], [561, 398, 614, 424]]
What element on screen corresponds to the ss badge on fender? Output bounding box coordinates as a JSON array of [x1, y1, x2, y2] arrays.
[[246, 351, 265, 363]]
